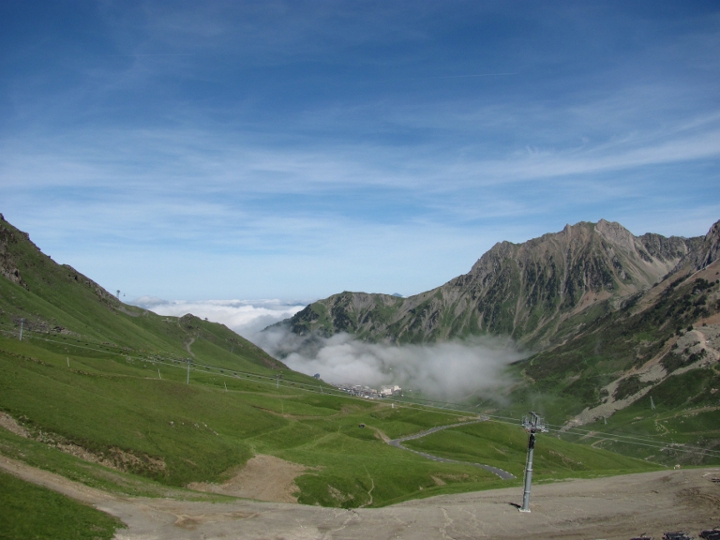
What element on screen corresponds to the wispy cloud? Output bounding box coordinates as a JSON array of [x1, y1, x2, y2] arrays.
[[5, 99, 719, 193], [1, 1, 718, 300]]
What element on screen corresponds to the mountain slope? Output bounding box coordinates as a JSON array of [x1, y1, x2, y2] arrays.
[[519, 219, 720, 417], [0, 213, 284, 373], [286, 220, 700, 348]]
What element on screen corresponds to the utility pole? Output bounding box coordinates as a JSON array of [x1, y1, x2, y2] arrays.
[[19, 318, 24, 341], [520, 411, 548, 513], [186, 360, 191, 384]]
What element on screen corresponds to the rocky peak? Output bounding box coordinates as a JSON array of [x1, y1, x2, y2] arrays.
[[595, 219, 637, 252], [667, 218, 720, 272]]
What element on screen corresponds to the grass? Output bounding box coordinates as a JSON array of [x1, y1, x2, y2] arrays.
[[0, 470, 125, 540], [0, 339, 280, 486], [404, 421, 659, 481]]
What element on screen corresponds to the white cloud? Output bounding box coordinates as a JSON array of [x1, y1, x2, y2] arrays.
[[130, 297, 306, 338], [129, 295, 526, 403]]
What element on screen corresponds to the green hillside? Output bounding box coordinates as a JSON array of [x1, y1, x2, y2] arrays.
[[505, 259, 720, 464], [0, 331, 659, 507], [0, 214, 659, 518]]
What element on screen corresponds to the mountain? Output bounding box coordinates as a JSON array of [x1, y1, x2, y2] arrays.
[[277, 218, 720, 464], [1, 213, 657, 512], [285, 220, 701, 348]]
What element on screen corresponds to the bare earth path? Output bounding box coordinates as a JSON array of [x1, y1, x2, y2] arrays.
[[387, 418, 515, 480], [2, 455, 719, 539]]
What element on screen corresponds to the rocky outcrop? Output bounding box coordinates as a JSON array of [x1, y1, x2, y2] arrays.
[[0, 214, 28, 289], [689, 219, 720, 271]]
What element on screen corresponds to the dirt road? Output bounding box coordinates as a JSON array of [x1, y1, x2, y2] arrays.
[[2, 455, 719, 540], [386, 419, 515, 480]]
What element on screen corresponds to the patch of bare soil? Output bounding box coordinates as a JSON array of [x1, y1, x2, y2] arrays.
[[0, 411, 31, 437], [369, 425, 390, 443], [187, 454, 306, 503], [0, 411, 166, 475]]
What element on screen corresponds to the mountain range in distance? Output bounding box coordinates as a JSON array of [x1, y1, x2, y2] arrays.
[[276, 218, 720, 460], [282, 219, 713, 348]]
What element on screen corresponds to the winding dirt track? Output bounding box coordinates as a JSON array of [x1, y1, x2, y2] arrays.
[[387, 419, 516, 480], [2, 455, 719, 540]]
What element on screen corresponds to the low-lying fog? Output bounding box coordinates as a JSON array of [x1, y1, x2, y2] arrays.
[[132, 297, 526, 401], [259, 328, 526, 402]]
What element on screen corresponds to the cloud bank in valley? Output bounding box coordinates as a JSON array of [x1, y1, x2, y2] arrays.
[[131, 297, 526, 401], [257, 329, 527, 402], [130, 297, 306, 339]]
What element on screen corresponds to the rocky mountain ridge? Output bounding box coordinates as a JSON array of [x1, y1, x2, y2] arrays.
[[285, 219, 703, 348]]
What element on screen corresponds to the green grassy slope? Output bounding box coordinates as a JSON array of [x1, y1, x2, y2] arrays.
[[564, 370, 720, 466], [0, 215, 315, 381], [0, 470, 125, 540], [404, 421, 653, 481], [0, 330, 660, 508]]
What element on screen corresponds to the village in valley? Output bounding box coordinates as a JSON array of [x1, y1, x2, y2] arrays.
[[335, 384, 403, 399]]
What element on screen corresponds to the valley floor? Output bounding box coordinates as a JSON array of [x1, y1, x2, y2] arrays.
[[2, 454, 718, 540]]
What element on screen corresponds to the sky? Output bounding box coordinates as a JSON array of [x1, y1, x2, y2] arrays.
[[2, 1, 719, 308]]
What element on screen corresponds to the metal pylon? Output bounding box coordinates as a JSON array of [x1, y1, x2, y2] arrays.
[[520, 411, 548, 513]]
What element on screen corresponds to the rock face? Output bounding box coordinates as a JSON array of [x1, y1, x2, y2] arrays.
[[0, 213, 121, 307], [286, 220, 703, 347], [0, 214, 29, 289], [685, 218, 720, 272]]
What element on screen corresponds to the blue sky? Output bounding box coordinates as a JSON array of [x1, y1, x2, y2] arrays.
[[2, 1, 719, 302]]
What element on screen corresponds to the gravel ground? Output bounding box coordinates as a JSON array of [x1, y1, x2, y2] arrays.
[[2, 455, 719, 540]]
